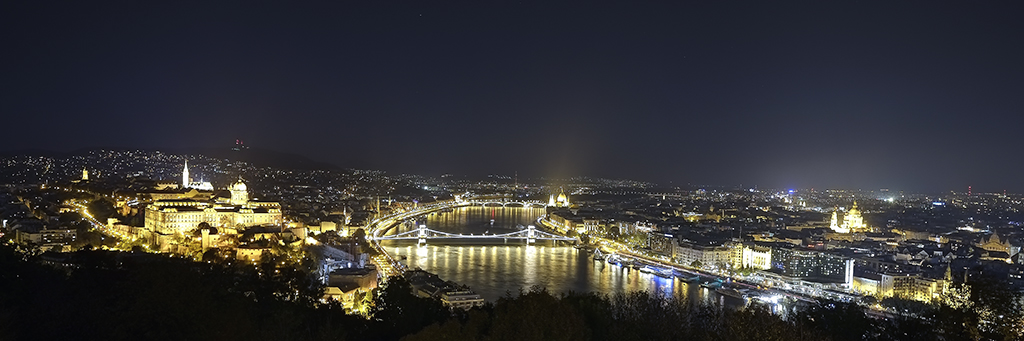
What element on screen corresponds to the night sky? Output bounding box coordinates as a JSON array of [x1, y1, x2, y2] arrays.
[[3, 1, 1023, 192]]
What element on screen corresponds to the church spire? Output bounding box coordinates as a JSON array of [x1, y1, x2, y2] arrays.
[[182, 160, 190, 189]]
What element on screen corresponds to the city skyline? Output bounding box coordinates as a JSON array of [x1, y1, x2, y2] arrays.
[[4, 2, 1024, 192], [6, 2, 1024, 339], [1, 145, 1014, 195], [2, 143, 1024, 339]]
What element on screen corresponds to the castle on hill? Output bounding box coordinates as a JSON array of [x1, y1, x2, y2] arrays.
[[144, 162, 282, 237]]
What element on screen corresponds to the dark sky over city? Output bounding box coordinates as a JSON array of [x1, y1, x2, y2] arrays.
[[2, 1, 1022, 192]]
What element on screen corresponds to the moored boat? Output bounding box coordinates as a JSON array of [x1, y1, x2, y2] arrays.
[[678, 275, 701, 283], [699, 280, 723, 289], [715, 287, 747, 299]]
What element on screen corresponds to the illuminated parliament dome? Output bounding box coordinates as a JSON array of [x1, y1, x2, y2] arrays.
[[548, 188, 571, 208]]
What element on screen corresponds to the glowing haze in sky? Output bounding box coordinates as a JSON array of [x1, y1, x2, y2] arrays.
[[2, 1, 1023, 192]]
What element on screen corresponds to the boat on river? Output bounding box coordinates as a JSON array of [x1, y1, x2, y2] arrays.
[[640, 265, 673, 278], [700, 279, 724, 289], [715, 287, 750, 299]]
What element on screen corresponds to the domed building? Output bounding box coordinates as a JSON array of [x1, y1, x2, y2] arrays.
[[230, 180, 249, 205], [829, 202, 869, 233], [145, 177, 282, 241], [548, 188, 571, 208]]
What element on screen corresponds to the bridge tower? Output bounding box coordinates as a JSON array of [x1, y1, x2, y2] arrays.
[[418, 225, 427, 246], [526, 225, 536, 245]]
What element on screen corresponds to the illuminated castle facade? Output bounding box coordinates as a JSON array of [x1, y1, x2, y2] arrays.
[[145, 165, 281, 235], [830, 202, 869, 233]]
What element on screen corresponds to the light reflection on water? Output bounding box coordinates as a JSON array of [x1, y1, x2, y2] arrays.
[[383, 206, 733, 304], [389, 244, 703, 302]]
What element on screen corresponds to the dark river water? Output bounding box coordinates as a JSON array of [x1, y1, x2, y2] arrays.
[[382, 206, 736, 304]]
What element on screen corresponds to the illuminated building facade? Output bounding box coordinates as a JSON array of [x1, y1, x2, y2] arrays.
[[770, 246, 851, 282], [441, 290, 486, 310], [41, 228, 77, 245], [230, 181, 249, 205], [548, 188, 570, 208], [673, 241, 734, 270], [829, 202, 869, 233], [738, 244, 772, 270], [877, 272, 948, 302], [145, 179, 282, 235], [180, 161, 214, 191], [545, 211, 583, 234], [976, 231, 1019, 256], [647, 232, 675, 257]]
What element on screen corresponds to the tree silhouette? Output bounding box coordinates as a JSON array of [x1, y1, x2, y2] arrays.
[[371, 276, 451, 340], [796, 300, 876, 341]]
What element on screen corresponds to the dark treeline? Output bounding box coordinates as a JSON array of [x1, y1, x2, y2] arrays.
[[398, 285, 930, 341], [0, 246, 362, 341], [0, 245, 1019, 340]]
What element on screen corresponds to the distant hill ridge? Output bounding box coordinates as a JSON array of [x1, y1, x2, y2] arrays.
[[0, 147, 344, 171]]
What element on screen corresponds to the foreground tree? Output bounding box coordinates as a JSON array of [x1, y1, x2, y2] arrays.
[[371, 276, 451, 340], [796, 300, 878, 341]]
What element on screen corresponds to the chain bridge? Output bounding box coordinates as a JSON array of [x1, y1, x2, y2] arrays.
[[373, 224, 575, 245], [464, 198, 548, 207]]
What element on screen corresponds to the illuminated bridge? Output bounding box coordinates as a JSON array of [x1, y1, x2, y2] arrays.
[[365, 197, 567, 277], [374, 224, 575, 245], [464, 199, 547, 207]]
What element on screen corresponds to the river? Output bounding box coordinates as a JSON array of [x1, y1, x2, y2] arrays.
[[382, 206, 737, 305]]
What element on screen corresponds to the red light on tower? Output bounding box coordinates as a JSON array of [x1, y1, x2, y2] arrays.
[[968, 186, 972, 196]]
